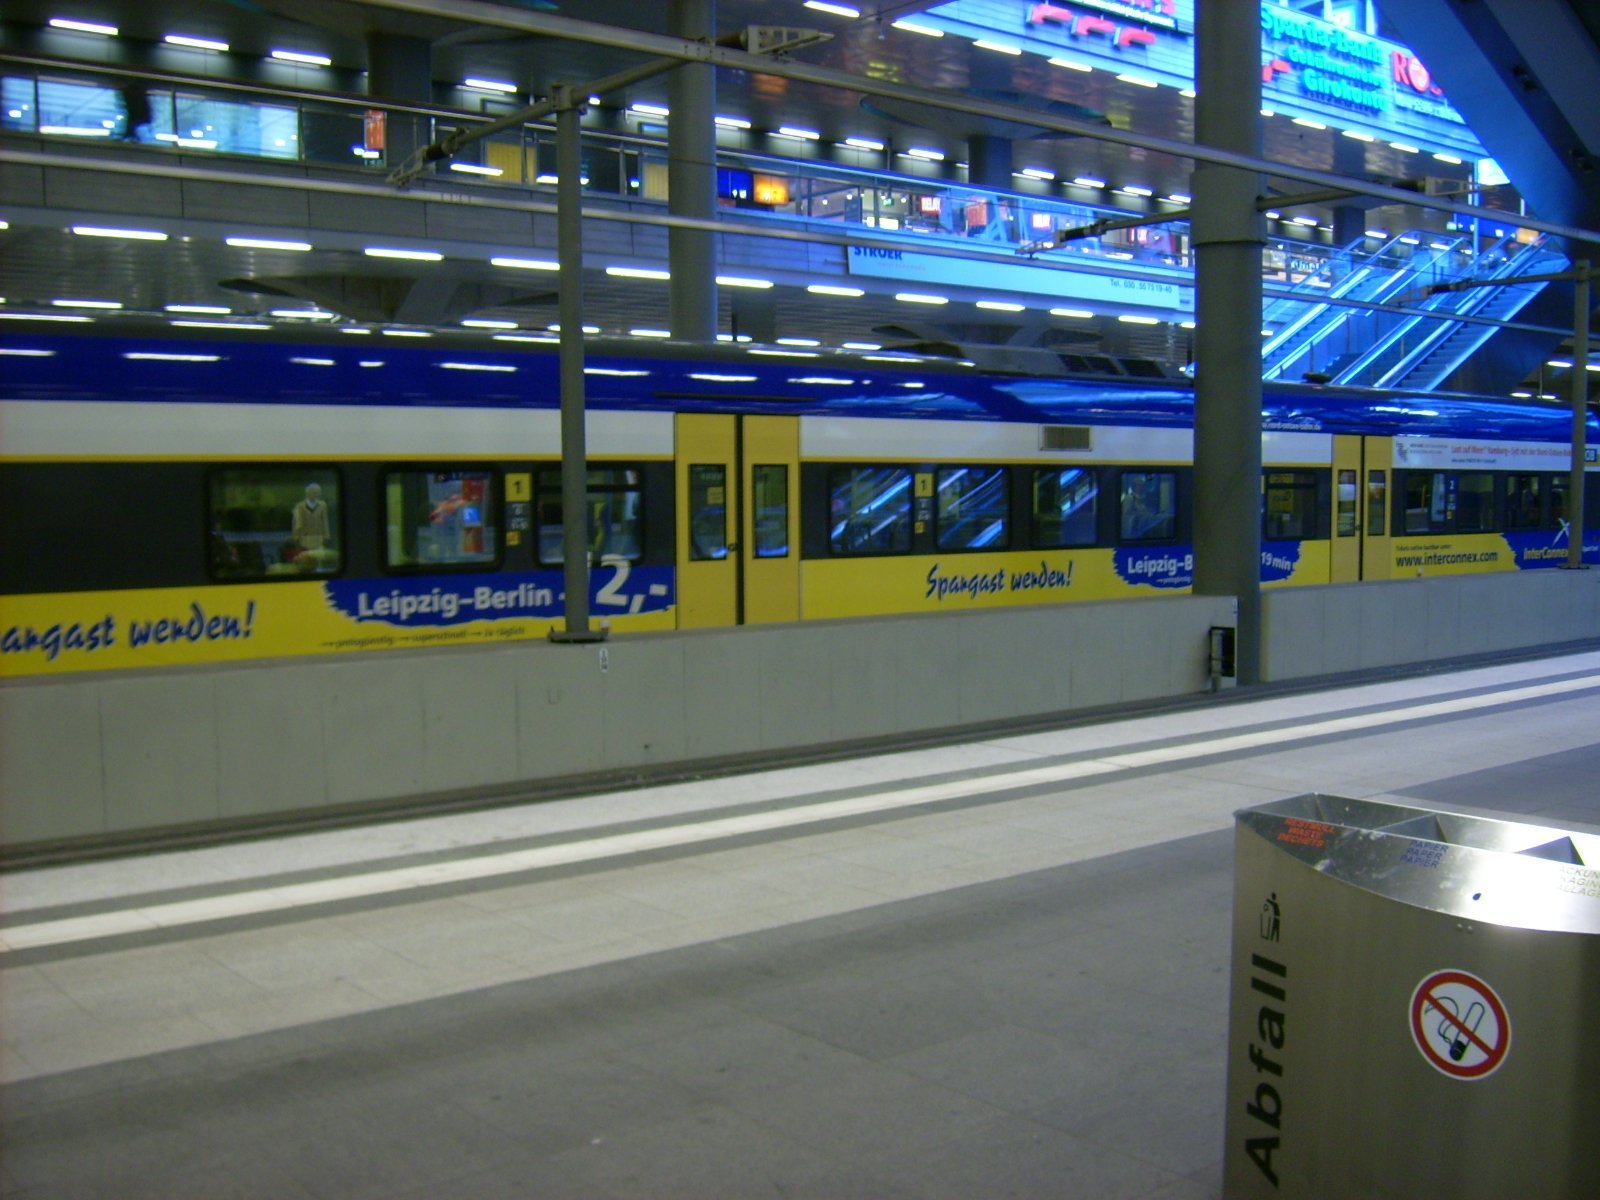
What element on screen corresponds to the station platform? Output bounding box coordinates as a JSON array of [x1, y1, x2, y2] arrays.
[[5, 649, 1600, 1199]]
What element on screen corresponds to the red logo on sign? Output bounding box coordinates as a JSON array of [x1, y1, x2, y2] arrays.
[[1391, 51, 1444, 97]]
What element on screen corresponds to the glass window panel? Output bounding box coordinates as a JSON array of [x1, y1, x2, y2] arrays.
[[1119, 471, 1176, 542], [1506, 474, 1542, 529], [33, 76, 121, 138], [385, 469, 497, 567], [1263, 470, 1319, 539], [936, 466, 1009, 551], [1552, 476, 1570, 526], [828, 466, 911, 555], [1367, 470, 1387, 536], [169, 90, 298, 158], [1337, 469, 1358, 537], [1456, 472, 1497, 533], [210, 468, 341, 579], [688, 464, 727, 561], [1033, 467, 1098, 547], [752, 465, 789, 558], [1403, 472, 1443, 533], [535, 467, 643, 564]]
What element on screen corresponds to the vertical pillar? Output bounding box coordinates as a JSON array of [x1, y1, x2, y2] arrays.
[[668, 0, 717, 342], [1191, 2, 1265, 683], [968, 135, 1014, 189], [1331, 205, 1366, 247], [366, 32, 433, 167], [1568, 262, 1590, 569]]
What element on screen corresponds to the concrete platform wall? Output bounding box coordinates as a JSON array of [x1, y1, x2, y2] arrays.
[[0, 595, 1234, 848], [1260, 569, 1600, 680]]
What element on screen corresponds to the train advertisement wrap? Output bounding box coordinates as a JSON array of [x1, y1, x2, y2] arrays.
[[0, 565, 676, 678], [1391, 531, 1600, 574]]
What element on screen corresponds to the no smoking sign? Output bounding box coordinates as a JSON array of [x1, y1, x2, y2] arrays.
[[1410, 969, 1511, 1080]]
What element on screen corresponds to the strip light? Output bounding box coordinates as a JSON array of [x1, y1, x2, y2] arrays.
[[165, 35, 229, 52], [49, 18, 118, 35], [73, 225, 167, 241], [272, 50, 331, 66]]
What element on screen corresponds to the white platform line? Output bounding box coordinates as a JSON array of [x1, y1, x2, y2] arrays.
[[3, 674, 1595, 953]]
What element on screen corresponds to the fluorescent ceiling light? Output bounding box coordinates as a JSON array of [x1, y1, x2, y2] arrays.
[[1116, 74, 1158, 87], [165, 34, 229, 51], [164, 304, 231, 314], [365, 247, 443, 261], [52, 298, 121, 309], [749, 349, 818, 357], [776, 126, 821, 140], [49, 18, 118, 35], [1072, 177, 1106, 189], [271, 309, 335, 319], [1546, 359, 1573, 368], [439, 361, 517, 372], [0, 312, 93, 322], [73, 225, 167, 241], [974, 39, 1022, 55], [689, 373, 758, 382], [844, 137, 884, 151], [461, 319, 518, 329], [40, 124, 113, 137], [862, 354, 919, 362], [339, 327, 371, 335], [791, 376, 856, 385], [1342, 129, 1375, 142], [1261, 108, 1276, 117], [450, 163, 503, 177], [1119, 185, 1154, 197], [809, 284, 864, 297], [271, 49, 331, 66], [1051, 308, 1094, 319], [0, 348, 57, 356], [547, 324, 601, 334], [716, 275, 773, 289], [1264, 210, 1282, 219], [585, 367, 650, 376], [1048, 57, 1091, 72], [1365, 229, 1389, 238], [803, 0, 860, 16], [227, 236, 311, 251], [1292, 216, 1319, 226], [607, 265, 671, 280], [464, 78, 518, 93], [495, 334, 558, 343], [1434, 153, 1464, 164], [892, 19, 943, 36], [630, 328, 672, 338], [842, 341, 881, 351], [1118, 315, 1161, 325], [777, 337, 822, 346], [629, 103, 670, 118], [170, 319, 269, 330], [359, 360, 385, 367], [904, 147, 945, 161], [1180, 88, 1197, 98], [1389, 141, 1420, 153], [714, 116, 751, 129], [895, 293, 948, 305], [977, 300, 1024, 311], [491, 256, 558, 270], [289, 357, 335, 366], [381, 328, 432, 337], [1179, 320, 1197, 329], [1166, 193, 1192, 204], [1292, 117, 1327, 130], [1019, 168, 1055, 180], [125, 352, 221, 361]]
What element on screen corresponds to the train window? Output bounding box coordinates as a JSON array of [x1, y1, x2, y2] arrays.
[[385, 469, 498, 569], [1402, 472, 1450, 533], [1456, 472, 1498, 533], [752, 465, 789, 558], [1032, 467, 1098, 548], [688, 465, 728, 561], [1337, 470, 1358, 537], [828, 466, 912, 555], [1505, 474, 1542, 529], [535, 467, 643, 564], [1263, 471, 1318, 539], [1119, 471, 1176, 542], [1367, 470, 1387, 536], [1551, 476, 1570, 526], [936, 466, 1010, 551], [210, 468, 342, 580]]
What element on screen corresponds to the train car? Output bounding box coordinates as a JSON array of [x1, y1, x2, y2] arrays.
[[3, 321, 1597, 679]]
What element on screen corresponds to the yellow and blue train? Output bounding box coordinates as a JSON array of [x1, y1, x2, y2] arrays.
[[3, 322, 1596, 678]]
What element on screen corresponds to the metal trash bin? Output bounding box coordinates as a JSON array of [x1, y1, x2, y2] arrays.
[[1223, 795, 1600, 1200]]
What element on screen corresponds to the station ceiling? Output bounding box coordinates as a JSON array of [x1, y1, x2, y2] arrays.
[[0, 0, 1522, 363]]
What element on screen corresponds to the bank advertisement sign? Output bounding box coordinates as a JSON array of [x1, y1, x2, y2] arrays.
[[847, 244, 1190, 312], [921, 0, 1485, 159]]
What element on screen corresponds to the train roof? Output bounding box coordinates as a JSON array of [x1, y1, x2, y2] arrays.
[[1, 323, 1592, 445]]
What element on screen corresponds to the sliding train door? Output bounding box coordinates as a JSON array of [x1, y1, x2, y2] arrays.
[[1329, 435, 1363, 582], [673, 413, 800, 627], [1361, 435, 1394, 580]]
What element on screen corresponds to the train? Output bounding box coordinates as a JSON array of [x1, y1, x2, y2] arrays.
[[3, 320, 1598, 679]]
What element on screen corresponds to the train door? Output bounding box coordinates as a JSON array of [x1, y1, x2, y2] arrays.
[[674, 413, 801, 627], [1361, 435, 1394, 580], [1329, 435, 1363, 582]]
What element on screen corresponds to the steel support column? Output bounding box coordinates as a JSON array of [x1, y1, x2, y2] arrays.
[[668, 0, 716, 342], [1191, 1, 1265, 684]]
